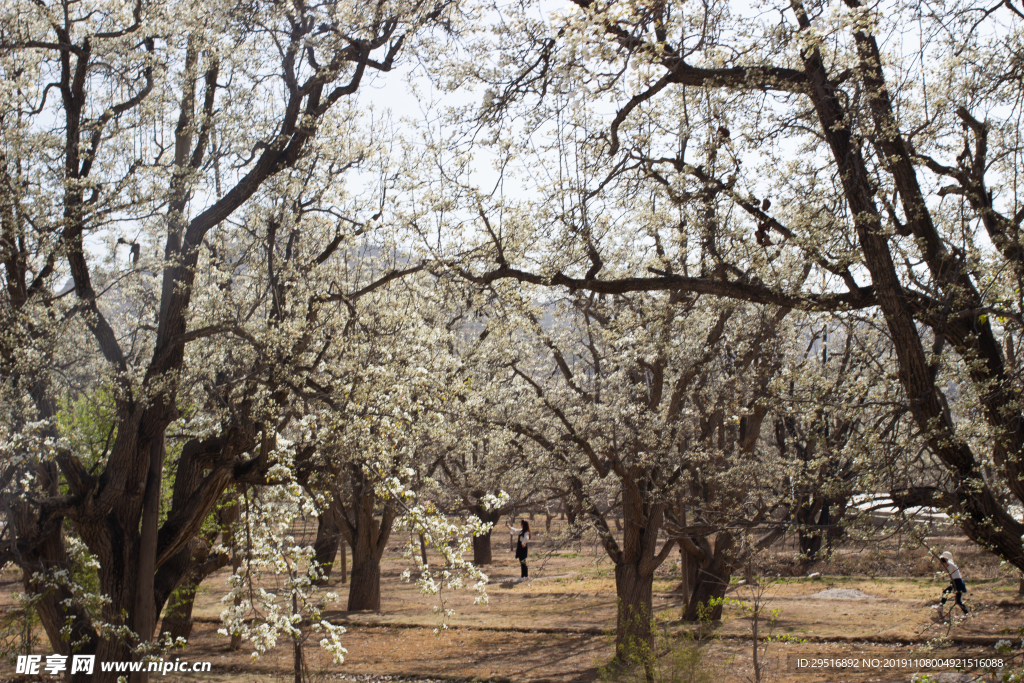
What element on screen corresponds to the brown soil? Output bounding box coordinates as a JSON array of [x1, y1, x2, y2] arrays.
[[2, 525, 1021, 682]]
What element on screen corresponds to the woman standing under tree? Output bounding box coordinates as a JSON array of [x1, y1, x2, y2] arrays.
[[509, 520, 531, 578]]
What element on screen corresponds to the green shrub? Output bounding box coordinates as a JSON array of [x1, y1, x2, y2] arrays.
[[599, 631, 718, 683]]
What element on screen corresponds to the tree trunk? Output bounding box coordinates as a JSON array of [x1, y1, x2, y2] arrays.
[[157, 542, 231, 643], [148, 444, 245, 651], [418, 533, 429, 566], [156, 502, 238, 643], [145, 435, 257, 670], [340, 467, 397, 612], [347, 544, 382, 611], [826, 499, 847, 551], [65, 441, 152, 683], [131, 436, 166, 683], [156, 543, 206, 644], [796, 497, 825, 562], [751, 597, 762, 683], [614, 561, 654, 656], [160, 577, 198, 642], [15, 501, 99, 683], [798, 531, 823, 560], [470, 507, 501, 565], [94, 555, 145, 683], [472, 530, 492, 565], [684, 532, 734, 622], [340, 538, 347, 584], [603, 485, 674, 660], [313, 502, 343, 584], [684, 562, 731, 621], [230, 543, 243, 651], [292, 592, 304, 683], [675, 544, 691, 596]]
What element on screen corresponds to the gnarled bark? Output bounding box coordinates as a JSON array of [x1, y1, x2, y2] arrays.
[[337, 467, 397, 612], [586, 482, 675, 657], [682, 532, 734, 622]]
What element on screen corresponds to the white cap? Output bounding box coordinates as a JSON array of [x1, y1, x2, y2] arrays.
[[939, 551, 953, 561]]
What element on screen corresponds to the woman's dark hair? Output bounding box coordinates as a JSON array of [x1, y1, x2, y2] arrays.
[[521, 520, 531, 534]]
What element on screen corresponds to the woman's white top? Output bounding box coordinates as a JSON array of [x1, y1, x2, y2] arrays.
[[510, 527, 530, 544], [944, 560, 962, 580]]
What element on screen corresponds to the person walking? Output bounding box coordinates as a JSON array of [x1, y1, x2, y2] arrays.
[[937, 550, 969, 616], [508, 519, 531, 579]]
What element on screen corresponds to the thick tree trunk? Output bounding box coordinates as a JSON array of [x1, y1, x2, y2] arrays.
[[95, 555, 145, 683], [798, 531, 823, 560], [347, 544, 382, 611], [160, 573, 199, 642], [675, 544, 692, 598], [470, 507, 501, 565], [472, 530, 492, 565], [600, 483, 674, 660], [796, 497, 825, 561], [340, 467, 397, 612], [53, 437, 152, 683], [826, 499, 847, 551], [684, 562, 731, 621], [17, 507, 99, 683], [132, 436, 166, 683], [683, 532, 734, 622], [614, 561, 654, 655], [154, 545, 198, 641], [154, 453, 240, 645], [157, 540, 231, 643]]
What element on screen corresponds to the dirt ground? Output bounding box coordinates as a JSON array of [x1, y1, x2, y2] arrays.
[[2, 525, 1021, 682]]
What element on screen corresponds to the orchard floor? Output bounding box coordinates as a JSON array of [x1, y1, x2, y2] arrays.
[[2, 532, 1022, 682]]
